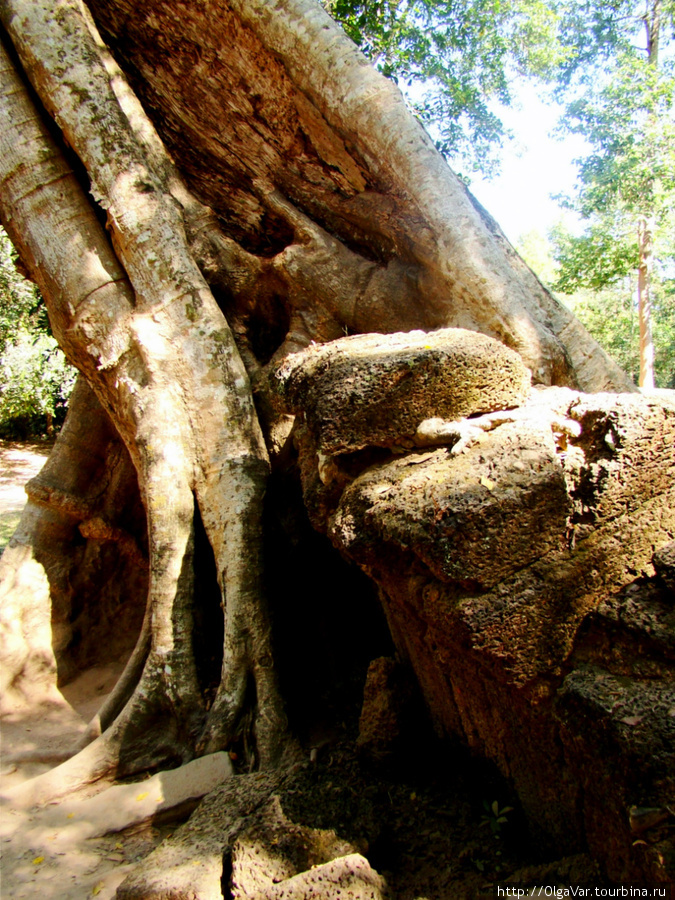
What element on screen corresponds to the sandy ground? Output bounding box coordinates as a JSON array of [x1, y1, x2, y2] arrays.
[[0, 665, 155, 900], [0, 442, 163, 899], [0, 440, 53, 552]]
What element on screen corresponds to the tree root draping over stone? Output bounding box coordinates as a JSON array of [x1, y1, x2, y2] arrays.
[[0, 1, 286, 801], [0, 0, 668, 891]]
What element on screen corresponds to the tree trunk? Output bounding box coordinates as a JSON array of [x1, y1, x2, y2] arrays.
[[637, 215, 655, 389], [0, 0, 635, 807], [637, 0, 661, 391]]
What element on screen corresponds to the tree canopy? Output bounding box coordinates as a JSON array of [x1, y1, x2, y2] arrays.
[[325, 0, 568, 175], [551, 0, 675, 387], [0, 224, 43, 349]]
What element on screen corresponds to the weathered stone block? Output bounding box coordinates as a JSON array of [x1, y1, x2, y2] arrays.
[[269, 319, 674, 885], [247, 854, 386, 900], [332, 418, 571, 592], [654, 541, 675, 596], [231, 795, 356, 898], [357, 656, 417, 762], [271, 328, 531, 454], [324, 389, 675, 881]]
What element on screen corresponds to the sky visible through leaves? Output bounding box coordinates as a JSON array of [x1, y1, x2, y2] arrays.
[[467, 83, 588, 244]]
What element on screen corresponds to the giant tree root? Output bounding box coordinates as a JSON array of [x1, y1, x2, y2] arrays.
[[20, 753, 232, 842], [0, 0, 288, 791], [0, 377, 147, 716], [79, 607, 151, 746], [116, 770, 285, 899]]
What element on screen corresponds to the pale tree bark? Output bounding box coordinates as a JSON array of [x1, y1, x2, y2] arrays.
[[0, 0, 635, 808], [0, 0, 286, 803], [637, 215, 655, 389], [86, 0, 635, 394], [635, 0, 661, 390]]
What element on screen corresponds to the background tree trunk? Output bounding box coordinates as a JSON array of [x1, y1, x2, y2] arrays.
[[0, 0, 636, 802], [637, 215, 655, 388]]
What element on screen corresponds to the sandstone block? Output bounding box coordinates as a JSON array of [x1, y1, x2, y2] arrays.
[[231, 795, 355, 898], [247, 854, 385, 900], [271, 328, 531, 454], [654, 541, 675, 596], [326, 389, 675, 882], [357, 656, 416, 762]]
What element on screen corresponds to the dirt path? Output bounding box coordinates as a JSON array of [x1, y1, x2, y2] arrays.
[[0, 440, 53, 552], [0, 441, 160, 898]]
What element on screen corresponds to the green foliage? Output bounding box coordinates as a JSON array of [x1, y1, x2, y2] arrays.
[[547, 0, 675, 386], [0, 331, 76, 437], [480, 799, 513, 836], [562, 59, 675, 221], [0, 226, 47, 349], [550, 217, 639, 293], [566, 285, 640, 384], [324, 0, 569, 175], [553, 0, 675, 90], [566, 280, 675, 389], [516, 228, 560, 285], [0, 226, 75, 437], [518, 226, 675, 389]]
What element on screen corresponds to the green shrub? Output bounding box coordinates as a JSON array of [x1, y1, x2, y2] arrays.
[[0, 226, 76, 438], [0, 330, 76, 438]]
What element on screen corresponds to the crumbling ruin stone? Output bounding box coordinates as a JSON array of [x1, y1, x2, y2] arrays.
[[356, 656, 418, 763], [654, 541, 675, 594], [269, 328, 532, 531], [115, 771, 387, 900], [243, 854, 386, 900], [115, 772, 281, 900], [230, 796, 378, 899], [270, 327, 531, 455], [272, 332, 675, 884]]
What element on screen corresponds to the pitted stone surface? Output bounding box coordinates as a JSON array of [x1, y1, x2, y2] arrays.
[[326, 389, 675, 883], [654, 541, 675, 595], [331, 418, 571, 594], [231, 795, 356, 898], [271, 328, 531, 454], [247, 854, 385, 900]]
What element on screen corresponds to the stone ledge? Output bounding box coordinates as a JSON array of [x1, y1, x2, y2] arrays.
[[271, 328, 531, 454]]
